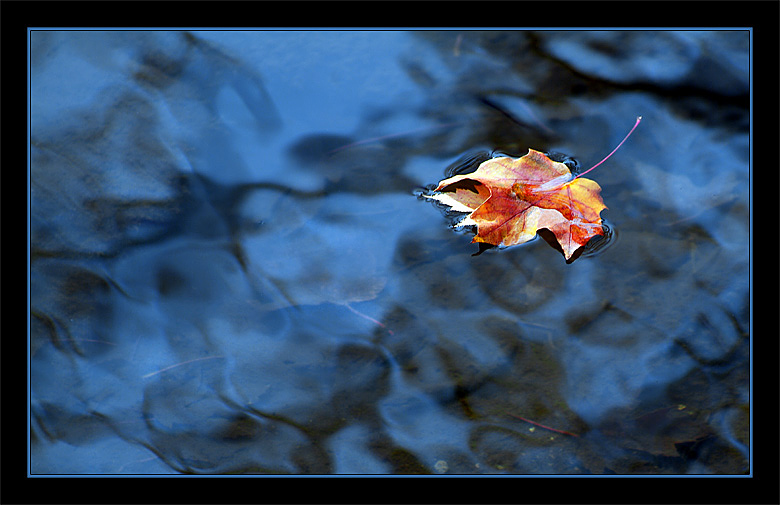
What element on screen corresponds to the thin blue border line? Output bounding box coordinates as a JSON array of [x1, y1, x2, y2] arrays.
[[748, 27, 753, 477], [26, 472, 747, 478], [26, 27, 753, 478], [26, 27, 752, 31], [27, 28, 32, 479]]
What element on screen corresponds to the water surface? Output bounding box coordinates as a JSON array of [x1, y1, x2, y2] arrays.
[[30, 30, 750, 475]]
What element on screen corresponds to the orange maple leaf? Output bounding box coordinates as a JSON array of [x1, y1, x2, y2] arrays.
[[426, 117, 640, 260], [426, 149, 606, 259]]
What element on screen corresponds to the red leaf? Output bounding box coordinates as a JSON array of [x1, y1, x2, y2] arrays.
[[427, 149, 607, 260], [426, 117, 640, 260]]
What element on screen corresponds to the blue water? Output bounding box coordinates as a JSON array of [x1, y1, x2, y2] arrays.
[[29, 30, 750, 475]]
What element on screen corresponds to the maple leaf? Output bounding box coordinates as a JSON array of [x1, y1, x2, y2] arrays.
[[426, 117, 641, 260]]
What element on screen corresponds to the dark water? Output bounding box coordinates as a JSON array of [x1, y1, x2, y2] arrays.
[[29, 30, 750, 475]]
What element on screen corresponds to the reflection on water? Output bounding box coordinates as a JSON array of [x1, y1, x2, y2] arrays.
[[30, 30, 749, 475]]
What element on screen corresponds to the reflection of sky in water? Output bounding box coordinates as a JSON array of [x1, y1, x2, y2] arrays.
[[30, 30, 749, 475]]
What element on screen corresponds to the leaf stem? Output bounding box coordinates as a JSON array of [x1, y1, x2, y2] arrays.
[[505, 410, 580, 438], [344, 303, 394, 334], [574, 116, 642, 179]]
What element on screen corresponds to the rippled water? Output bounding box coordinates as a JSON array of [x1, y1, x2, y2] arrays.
[[29, 30, 750, 475]]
